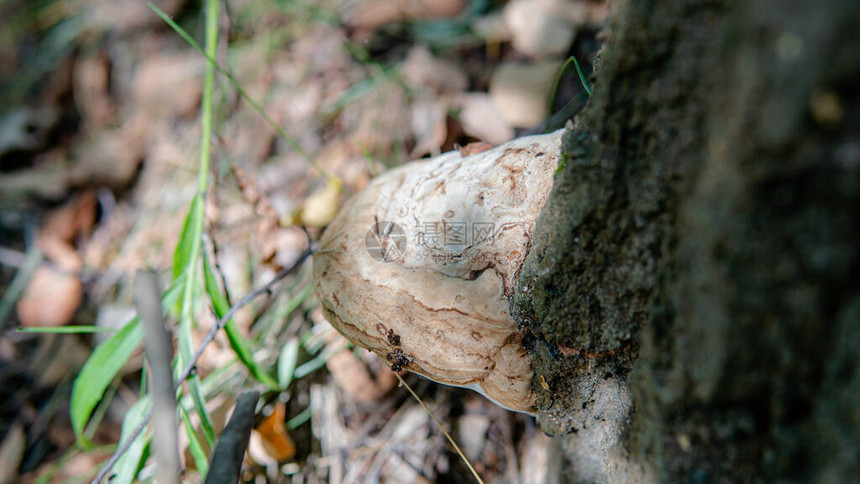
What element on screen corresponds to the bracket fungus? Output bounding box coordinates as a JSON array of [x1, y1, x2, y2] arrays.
[[312, 130, 563, 414]]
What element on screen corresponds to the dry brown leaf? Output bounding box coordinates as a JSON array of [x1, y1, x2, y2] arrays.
[[503, 0, 576, 57], [23, 190, 97, 330], [41, 191, 97, 245], [69, 127, 145, 189], [36, 190, 98, 273], [457, 141, 494, 157], [254, 401, 297, 461], [454, 92, 515, 145], [490, 60, 563, 128], [344, 0, 467, 32], [401, 45, 468, 94], [73, 52, 115, 130], [89, 0, 188, 33], [17, 267, 82, 328], [410, 96, 448, 158], [347, 80, 411, 159], [131, 52, 204, 120], [326, 345, 397, 406]]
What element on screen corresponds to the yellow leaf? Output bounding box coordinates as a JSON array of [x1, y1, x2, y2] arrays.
[[297, 178, 342, 227]]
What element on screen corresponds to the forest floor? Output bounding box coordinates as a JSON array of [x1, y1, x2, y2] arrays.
[[0, 0, 603, 482]]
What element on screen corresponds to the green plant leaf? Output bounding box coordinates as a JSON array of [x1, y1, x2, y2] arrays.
[[287, 407, 312, 430], [111, 395, 151, 484], [71, 317, 143, 447], [202, 250, 279, 389], [188, 372, 216, 446], [274, 284, 312, 321], [278, 337, 300, 390], [172, 194, 203, 281], [181, 403, 210, 477]]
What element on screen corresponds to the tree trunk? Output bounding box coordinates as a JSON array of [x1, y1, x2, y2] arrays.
[[511, 0, 860, 481]]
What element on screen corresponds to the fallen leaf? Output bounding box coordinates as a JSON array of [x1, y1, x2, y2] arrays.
[[503, 0, 576, 58], [490, 60, 563, 128], [454, 93, 515, 145], [73, 52, 115, 130], [457, 141, 494, 157], [401, 45, 468, 94], [326, 344, 397, 405], [295, 178, 342, 228], [410, 96, 448, 158], [89, 0, 188, 33], [131, 52, 204, 120], [255, 401, 296, 461], [17, 267, 82, 328], [344, 0, 467, 33]]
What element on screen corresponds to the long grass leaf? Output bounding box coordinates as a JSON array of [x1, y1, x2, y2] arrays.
[[172, 195, 203, 281], [71, 317, 143, 447], [111, 396, 152, 484], [202, 250, 279, 390], [181, 404, 210, 477]]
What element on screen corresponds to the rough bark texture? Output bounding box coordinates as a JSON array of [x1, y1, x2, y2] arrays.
[[511, 0, 860, 481]]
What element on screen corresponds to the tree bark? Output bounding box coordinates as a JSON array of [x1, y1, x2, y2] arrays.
[[511, 0, 860, 481]]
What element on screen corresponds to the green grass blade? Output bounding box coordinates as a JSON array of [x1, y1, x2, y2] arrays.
[[278, 337, 300, 390], [172, 195, 203, 281], [572, 56, 592, 96], [172, 195, 216, 445], [549, 56, 592, 117], [202, 250, 279, 390], [71, 317, 143, 447], [185, 374, 215, 446], [287, 407, 311, 430], [293, 351, 330, 379], [170, 0, 221, 449], [181, 403, 210, 477], [273, 284, 312, 320], [172, 195, 203, 371], [111, 395, 151, 484]]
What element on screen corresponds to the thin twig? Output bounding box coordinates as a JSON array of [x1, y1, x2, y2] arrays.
[[135, 270, 180, 484], [393, 373, 485, 484], [91, 241, 313, 484]]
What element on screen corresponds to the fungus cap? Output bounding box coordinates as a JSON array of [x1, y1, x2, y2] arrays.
[[312, 130, 563, 413]]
